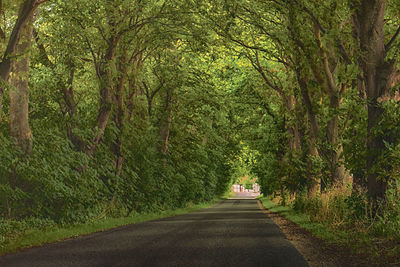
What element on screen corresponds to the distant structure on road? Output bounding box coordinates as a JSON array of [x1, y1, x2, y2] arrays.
[[232, 184, 243, 192], [232, 183, 260, 193], [253, 183, 260, 193]]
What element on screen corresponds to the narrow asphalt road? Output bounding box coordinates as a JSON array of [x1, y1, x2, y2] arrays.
[[0, 193, 308, 267]]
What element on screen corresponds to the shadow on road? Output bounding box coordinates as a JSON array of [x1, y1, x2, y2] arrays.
[[0, 193, 308, 267]]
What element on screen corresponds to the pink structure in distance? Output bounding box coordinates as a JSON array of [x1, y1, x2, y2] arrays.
[[232, 183, 260, 193]]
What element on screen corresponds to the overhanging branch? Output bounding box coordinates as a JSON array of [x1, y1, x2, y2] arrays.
[[385, 25, 400, 52]]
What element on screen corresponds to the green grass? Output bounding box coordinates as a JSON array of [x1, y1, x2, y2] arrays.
[[258, 196, 400, 265], [0, 200, 218, 256], [221, 190, 234, 199], [258, 196, 352, 244]]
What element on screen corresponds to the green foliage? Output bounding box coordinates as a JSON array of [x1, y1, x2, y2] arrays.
[[0, 200, 216, 255], [0, 0, 240, 250], [372, 180, 400, 239], [259, 196, 397, 265]]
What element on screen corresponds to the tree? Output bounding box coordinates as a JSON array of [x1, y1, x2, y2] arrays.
[[0, 0, 48, 122], [351, 0, 399, 206]]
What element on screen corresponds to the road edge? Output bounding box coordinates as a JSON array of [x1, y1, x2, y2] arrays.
[[0, 199, 222, 257], [256, 199, 361, 267]]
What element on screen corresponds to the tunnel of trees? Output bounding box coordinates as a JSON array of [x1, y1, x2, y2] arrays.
[[1, 0, 400, 235]]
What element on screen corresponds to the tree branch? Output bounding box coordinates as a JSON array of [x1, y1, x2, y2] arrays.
[[313, 24, 339, 95], [229, 37, 270, 53], [0, 0, 38, 82], [142, 81, 150, 98], [253, 51, 285, 96], [385, 25, 400, 52], [293, 0, 326, 33], [35, 0, 49, 6], [292, 0, 351, 65], [0, 0, 5, 40], [33, 27, 54, 67], [336, 38, 351, 65]]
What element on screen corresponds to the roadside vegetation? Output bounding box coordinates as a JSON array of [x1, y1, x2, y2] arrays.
[[259, 195, 400, 265], [0, 0, 238, 253], [202, 0, 400, 263], [0, 200, 217, 256]]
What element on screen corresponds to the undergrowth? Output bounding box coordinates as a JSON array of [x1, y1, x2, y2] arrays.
[[259, 182, 400, 265], [0, 199, 218, 256]]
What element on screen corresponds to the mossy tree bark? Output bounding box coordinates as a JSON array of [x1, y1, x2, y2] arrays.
[[9, 7, 36, 154], [352, 0, 397, 207]]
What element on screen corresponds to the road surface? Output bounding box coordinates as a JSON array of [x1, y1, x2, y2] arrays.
[[0, 193, 308, 266]]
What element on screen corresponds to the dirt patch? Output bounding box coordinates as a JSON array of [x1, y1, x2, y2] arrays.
[[257, 200, 367, 267]]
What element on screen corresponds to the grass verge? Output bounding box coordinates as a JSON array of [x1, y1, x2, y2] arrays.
[[221, 190, 234, 199], [0, 200, 218, 256], [258, 196, 349, 243], [258, 196, 399, 265]]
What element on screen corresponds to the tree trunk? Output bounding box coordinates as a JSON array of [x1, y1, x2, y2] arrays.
[[285, 94, 301, 152], [112, 52, 127, 176], [159, 90, 173, 154], [325, 92, 346, 189], [127, 52, 144, 121], [9, 10, 35, 154], [62, 67, 88, 151], [0, 0, 46, 121], [350, 77, 367, 192], [352, 0, 396, 206], [33, 29, 85, 151], [366, 104, 387, 200], [293, 99, 302, 152], [127, 77, 137, 121], [296, 69, 320, 197], [87, 36, 117, 157], [313, 24, 347, 189]]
